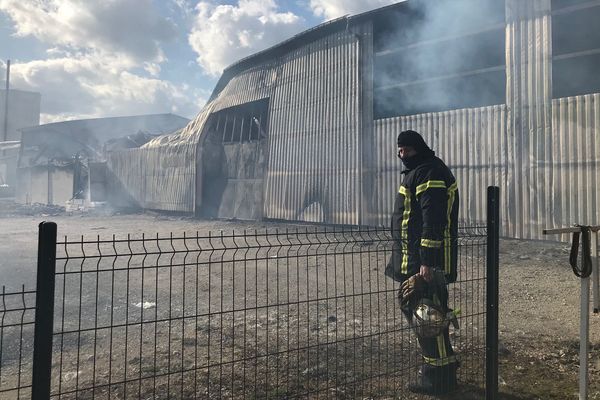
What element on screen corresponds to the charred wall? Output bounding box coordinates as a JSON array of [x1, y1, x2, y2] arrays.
[[263, 27, 366, 225], [192, 26, 369, 226], [198, 99, 269, 220]]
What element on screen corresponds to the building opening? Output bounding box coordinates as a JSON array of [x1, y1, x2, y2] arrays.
[[197, 98, 270, 219]]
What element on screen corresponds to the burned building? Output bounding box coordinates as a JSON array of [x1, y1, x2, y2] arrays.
[[108, 0, 600, 240], [17, 114, 189, 206]]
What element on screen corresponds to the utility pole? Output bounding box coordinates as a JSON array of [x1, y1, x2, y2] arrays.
[[2, 59, 9, 146]]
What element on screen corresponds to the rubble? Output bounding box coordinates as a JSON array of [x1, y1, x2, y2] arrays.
[[0, 200, 65, 217]]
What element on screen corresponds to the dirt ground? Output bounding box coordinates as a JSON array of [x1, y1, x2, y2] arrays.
[[497, 239, 600, 399], [1, 200, 599, 399]]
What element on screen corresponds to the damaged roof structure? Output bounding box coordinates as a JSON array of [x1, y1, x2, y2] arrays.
[[17, 113, 189, 206], [108, 0, 600, 240]]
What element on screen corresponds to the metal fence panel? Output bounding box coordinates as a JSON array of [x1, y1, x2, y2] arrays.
[[0, 286, 36, 400], [0, 206, 499, 399], [44, 225, 488, 399]]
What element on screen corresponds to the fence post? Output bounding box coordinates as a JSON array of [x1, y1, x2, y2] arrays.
[[486, 186, 500, 400], [32, 221, 57, 400]]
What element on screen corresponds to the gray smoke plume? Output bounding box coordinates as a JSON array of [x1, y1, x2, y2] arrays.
[[374, 0, 506, 118]]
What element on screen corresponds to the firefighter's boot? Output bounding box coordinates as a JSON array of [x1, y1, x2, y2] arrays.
[[408, 362, 458, 395]]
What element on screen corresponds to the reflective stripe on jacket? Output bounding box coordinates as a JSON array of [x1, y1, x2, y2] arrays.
[[385, 155, 459, 283]]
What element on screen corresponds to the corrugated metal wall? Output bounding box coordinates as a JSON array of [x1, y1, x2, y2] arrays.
[[106, 106, 215, 212], [359, 24, 376, 226], [505, 0, 553, 239], [371, 0, 556, 240], [263, 29, 364, 225], [192, 68, 275, 218], [107, 26, 365, 221], [372, 0, 600, 241], [210, 66, 276, 113], [372, 105, 508, 229], [107, 143, 197, 212], [551, 94, 600, 241]]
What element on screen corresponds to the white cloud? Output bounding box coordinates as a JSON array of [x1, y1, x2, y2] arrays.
[[189, 0, 306, 76], [0, 0, 176, 63], [0, 0, 205, 122], [309, 0, 399, 21], [10, 56, 204, 123]]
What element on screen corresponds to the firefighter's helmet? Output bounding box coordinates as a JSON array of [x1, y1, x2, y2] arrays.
[[413, 299, 457, 338]]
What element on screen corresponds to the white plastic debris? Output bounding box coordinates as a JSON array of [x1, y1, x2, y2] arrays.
[[62, 371, 80, 382], [134, 301, 156, 309]]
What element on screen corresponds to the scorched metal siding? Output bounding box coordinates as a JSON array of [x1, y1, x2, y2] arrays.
[[263, 29, 363, 225]]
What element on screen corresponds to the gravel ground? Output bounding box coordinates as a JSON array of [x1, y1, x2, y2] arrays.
[[0, 201, 599, 399], [497, 239, 600, 399]]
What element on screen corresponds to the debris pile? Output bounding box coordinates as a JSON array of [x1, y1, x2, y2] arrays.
[[0, 200, 65, 217]]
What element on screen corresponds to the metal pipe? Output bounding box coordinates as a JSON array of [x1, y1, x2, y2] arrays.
[[580, 275, 590, 400], [543, 226, 600, 234], [592, 233, 599, 313], [47, 158, 51, 205], [543, 226, 598, 400]]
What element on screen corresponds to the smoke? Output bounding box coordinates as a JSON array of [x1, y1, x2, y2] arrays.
[[374, 0, 506, 118], [310, 0, 399, 20], [552, 4, 600, 99]]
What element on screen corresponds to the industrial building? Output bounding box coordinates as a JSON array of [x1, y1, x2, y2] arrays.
[[17, 114, 189, 206], [0, 87, 41, 195], [108, 0, 600, 240]]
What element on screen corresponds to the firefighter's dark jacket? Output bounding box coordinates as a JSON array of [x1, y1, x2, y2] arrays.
[[385, 153, 459, 283]]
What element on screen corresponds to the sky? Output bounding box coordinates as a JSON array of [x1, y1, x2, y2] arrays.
[[0, 0, 399, 124]]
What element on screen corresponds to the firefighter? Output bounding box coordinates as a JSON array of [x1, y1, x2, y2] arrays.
[[384, 129, 460, 395]]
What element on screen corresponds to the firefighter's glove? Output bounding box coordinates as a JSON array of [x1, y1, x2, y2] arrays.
[[399, 274, 427, 310]]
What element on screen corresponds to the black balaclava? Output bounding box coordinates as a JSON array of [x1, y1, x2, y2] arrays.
[[397, 130, 435, 170]]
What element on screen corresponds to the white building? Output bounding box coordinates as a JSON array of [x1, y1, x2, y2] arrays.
[[0, 88, 41, 193]]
